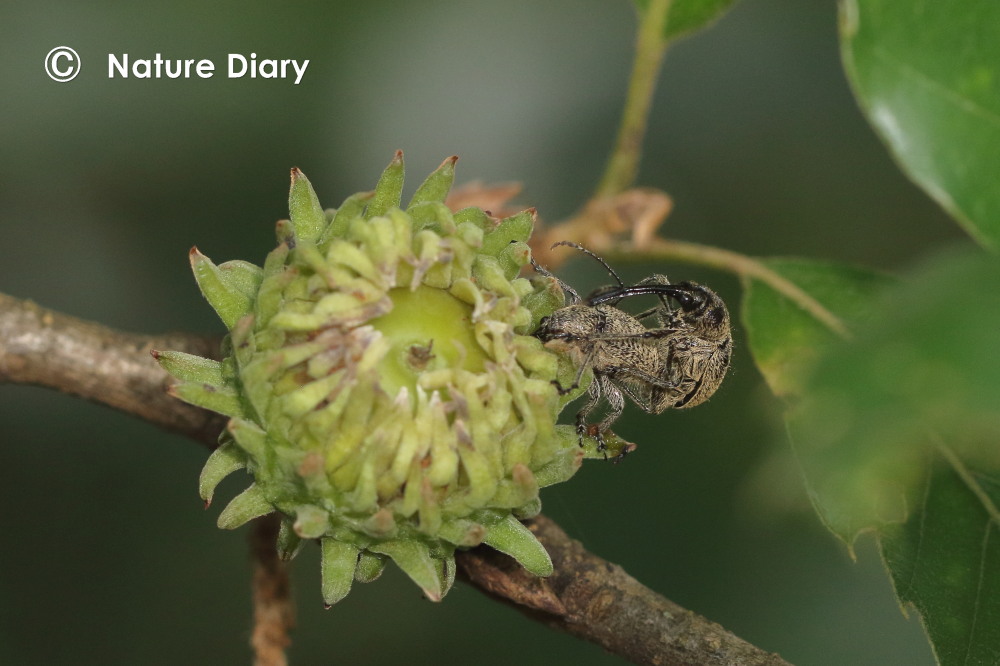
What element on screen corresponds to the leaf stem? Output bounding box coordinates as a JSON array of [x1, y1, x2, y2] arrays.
[[606, 238, 854, 340], [936, 441, 1000, 525], [595, 0, 672, 197]]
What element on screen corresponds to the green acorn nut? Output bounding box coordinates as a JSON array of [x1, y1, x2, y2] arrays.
[[156, 153, 619, 605]]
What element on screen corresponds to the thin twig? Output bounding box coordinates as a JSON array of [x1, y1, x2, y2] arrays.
[[250, 514, 295, 666], [596, 0, 673, 197], [0, 292, 790, 665], [620, 238, 853, 339], [934, 438, 1000, 525], [532, 197, 851, 341]]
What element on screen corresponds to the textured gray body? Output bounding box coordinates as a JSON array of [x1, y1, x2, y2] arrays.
[[534, 268, 732, 447]]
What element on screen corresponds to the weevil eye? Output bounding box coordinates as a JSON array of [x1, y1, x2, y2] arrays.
[[671, 288, 700, 311], [670, 282, 711, 313], [673, 292, 694, 310]]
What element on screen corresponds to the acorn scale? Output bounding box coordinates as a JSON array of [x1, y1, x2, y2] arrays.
[[156, 153, 615, 605]]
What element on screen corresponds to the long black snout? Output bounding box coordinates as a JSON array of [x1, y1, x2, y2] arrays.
[[586, 282, 703, 311]]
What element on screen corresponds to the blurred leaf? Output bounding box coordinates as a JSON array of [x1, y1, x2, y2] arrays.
[[744, 249, 1000, 662], [788, 248, 1000, 541], [740, 257, 890, 398], [882, 458, 1000, 666], [632, 0, 740, 42], [840, 0, 1000, 251]]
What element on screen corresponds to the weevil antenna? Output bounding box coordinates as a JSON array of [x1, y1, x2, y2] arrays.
[[550, 241, 625, 289]]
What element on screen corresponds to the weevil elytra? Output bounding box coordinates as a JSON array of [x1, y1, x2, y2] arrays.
[[532, 242, 732, 451]]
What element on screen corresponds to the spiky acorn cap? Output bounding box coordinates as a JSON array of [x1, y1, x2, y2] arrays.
[[156, 153, 626, 604]]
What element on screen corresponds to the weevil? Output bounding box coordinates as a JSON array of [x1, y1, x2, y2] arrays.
[[532, 242, 732, 452]]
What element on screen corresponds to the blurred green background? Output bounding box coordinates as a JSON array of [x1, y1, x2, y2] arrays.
[[0, 1, 962, 663]]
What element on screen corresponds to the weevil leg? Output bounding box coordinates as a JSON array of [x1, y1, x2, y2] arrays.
[[588, 327, 678, 342], [632, 275, 674, 326], [580, 375, 625, 458], [611, 376, 659, 414], [594, 376, 626, 444], [551, 343, 597, 395], [604, 364, 677, 394], [574, 375, 604, 448], [634, 306, 661, 321]]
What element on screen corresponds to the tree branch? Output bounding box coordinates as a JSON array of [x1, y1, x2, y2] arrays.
[[458, 515, 789, 665], [0, 292, 226, 446], [0, 292, 789, 665]]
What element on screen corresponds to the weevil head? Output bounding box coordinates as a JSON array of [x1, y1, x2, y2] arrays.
[[668, 281, 731, 341]]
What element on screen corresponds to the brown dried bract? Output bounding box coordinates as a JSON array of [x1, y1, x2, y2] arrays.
[[445, 181, 524, 219], [532, 188, 672, 267]]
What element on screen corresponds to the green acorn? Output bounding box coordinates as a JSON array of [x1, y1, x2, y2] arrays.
[[155, 153, 625, 605]]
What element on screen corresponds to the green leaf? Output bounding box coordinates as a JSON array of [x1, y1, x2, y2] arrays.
[[217, 260, 264, 301], [741, 257, 891, 398], [226, 417, 269, 461], [369, 540, 448, 601], [881, 458, 1000, 666], [318, 190, 373, 246], [288, 168, 327, 244], [480, 210, 534, 270], [320, 538, 359, 607], [189, 248, 254, 330], [170, 381, 245, 419], [198, 441, 247, 505], [407, 155, 457, 210], [276, 518, 304, 561], [745, 250, 1000, 662], [154, 351, 225, 386], [789, 249, 1000, 663], [354, 551, 387, 583], [365, 151, 404, 220], [292, 505, 329, 540], [632, 0, 740, 42], [840, 0, 1000, 250], [482, 514, 553, 577], [216, 483, 272, 529], [788, 249, 1000, 541]]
